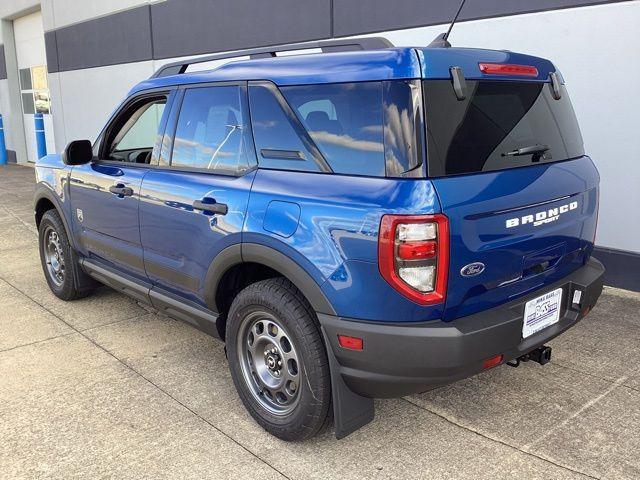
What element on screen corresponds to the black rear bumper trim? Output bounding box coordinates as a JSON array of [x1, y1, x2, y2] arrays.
[[319, 258, 604, 398]]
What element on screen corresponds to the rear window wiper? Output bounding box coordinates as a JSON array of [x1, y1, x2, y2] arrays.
[[502, 144, 550, 162]]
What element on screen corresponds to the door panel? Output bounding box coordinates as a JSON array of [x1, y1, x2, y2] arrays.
[[140, 170, 256, 303], [70, 163, 148, 279]]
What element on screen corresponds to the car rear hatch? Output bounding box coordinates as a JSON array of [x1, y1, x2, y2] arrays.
[[418, 48, 599, 320]]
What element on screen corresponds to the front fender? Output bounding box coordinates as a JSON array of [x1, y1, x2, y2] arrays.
[[34, 178, 75, 249]]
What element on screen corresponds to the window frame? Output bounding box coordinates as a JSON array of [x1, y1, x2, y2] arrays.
[[162, 81, 258, 177], [94, 89, 174, 168]]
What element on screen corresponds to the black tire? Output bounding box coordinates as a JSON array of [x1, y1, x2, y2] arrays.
[[38, 209, 94, 301], [226, 277, 331, 441]]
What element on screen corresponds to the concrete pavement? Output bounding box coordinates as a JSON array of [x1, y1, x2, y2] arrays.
[[1, 164, 639, 479]]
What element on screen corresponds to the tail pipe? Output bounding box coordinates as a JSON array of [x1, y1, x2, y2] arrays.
[[507, 345, 552, 368]]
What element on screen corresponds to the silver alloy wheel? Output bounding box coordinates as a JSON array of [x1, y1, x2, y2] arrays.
[[43, 226, 65, 287], [237, 310, 301, 415]]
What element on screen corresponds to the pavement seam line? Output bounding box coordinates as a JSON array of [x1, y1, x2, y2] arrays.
[[553, 361, 640, 393], [0, 331, 79, 354], [0, 274, 292, 480], [87, 341, 292, 480], [622, 383, 640, 394], [0, 205, 38, 234], [522, 375, 628, 451], [78, 311, 154, 333], [401, 397, 599, 480]]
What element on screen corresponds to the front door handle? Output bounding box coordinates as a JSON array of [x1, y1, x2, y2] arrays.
[[193, 198, 228, 215], [109, 183, 134, 197]]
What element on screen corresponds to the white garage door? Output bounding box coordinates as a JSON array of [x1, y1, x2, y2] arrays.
[[14, 11, 56, 162]]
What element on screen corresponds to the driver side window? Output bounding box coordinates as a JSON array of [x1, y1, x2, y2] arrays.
[[103, 96, 167, 164]]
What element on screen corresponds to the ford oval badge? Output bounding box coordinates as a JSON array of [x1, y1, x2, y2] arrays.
[[461, 262, 485, 277]]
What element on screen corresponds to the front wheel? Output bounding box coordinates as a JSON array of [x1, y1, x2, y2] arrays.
[[226, 278, 331, 441], [38, 209, 94, 301]]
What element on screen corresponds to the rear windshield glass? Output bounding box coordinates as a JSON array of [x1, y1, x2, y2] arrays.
[[424, 80, 584, 177]]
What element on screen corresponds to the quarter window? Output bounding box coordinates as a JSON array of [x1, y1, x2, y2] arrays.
[[282, 82, 384, 176], [171, 86, 255, 174], [248, 84, 322, 172], [281, 81, 423, 177]]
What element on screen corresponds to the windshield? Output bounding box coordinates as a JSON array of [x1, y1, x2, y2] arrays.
[[424, 80, 584, 177]]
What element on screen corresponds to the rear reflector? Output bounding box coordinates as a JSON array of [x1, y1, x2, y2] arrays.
[[479, 63, 539, 77], [398, 240, 437, 260], [338, 335, 363, 351], [482, 354, 504, 370]]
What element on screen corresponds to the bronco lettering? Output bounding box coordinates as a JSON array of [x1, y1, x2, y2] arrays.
[[506, 201, 578, 228]]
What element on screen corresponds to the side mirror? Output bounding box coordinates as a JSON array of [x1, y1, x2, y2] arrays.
[[62, 140, 93, 166]]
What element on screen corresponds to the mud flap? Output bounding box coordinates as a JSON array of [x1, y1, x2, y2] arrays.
[[321, 327, 374, 439], [71, 247, 99, 292]]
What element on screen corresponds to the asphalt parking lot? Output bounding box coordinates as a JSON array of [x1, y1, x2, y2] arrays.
[[1, 164, 639, 479]]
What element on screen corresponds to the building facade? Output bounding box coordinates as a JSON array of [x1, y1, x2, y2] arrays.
[[0, 0, 638, 290]]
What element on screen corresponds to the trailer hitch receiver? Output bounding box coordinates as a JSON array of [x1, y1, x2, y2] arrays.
[[507, 345, 552, 368]]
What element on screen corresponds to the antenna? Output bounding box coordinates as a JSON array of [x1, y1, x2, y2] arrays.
[[428, 0, 468, 48]]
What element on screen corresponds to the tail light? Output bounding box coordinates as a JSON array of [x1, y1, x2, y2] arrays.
[[378, 214, 449, 305], [479, 63, 539, 77]]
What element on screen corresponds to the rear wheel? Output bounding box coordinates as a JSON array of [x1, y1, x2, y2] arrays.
[[226, 278, 331, 441], [38, 210, 94, 301]]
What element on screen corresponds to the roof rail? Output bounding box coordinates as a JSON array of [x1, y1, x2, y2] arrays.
[[150, 37, 394, 78]]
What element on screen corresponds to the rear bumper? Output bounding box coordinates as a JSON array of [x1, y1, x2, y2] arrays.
[[319, 258, 604, 398]]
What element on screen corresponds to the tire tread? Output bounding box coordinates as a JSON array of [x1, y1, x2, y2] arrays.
[[226, 277, 331, 441]]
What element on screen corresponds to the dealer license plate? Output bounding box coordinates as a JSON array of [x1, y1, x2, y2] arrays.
[[522, 288, 563, 338]]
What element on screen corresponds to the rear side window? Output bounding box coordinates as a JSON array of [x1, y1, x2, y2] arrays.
[[248, 84, 324, 172], [424, 80, 584, 176], [171, 85, 255, 174], [251, 81, 423, 177], [282, 81, 423, 177], [282, 82, 384, 176]]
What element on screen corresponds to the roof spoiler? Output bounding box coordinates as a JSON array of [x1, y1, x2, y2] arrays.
[[150, 37, 394, 79]]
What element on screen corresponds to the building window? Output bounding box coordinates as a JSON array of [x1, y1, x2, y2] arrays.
[[20, 65, 51, 114]]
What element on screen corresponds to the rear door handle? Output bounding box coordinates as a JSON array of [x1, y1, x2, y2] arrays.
[[193, 198, 228, 215], [109, 183, 134, 197]]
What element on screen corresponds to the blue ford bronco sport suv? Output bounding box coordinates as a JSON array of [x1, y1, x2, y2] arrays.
[[34, 37, 604, 441]]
